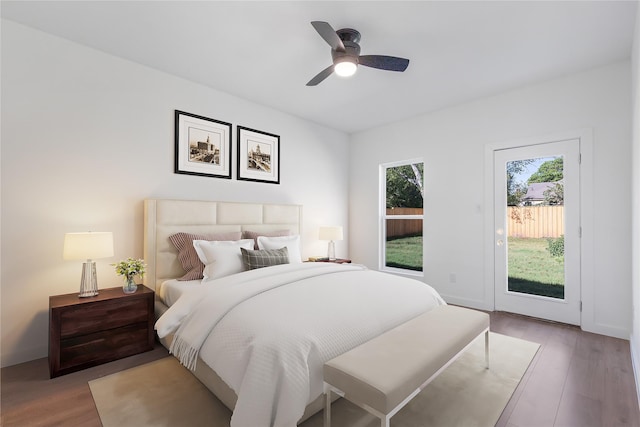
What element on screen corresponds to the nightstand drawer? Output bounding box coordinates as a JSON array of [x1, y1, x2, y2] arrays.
[[59, 298, 149, 338], [59, 323, 151, 371]]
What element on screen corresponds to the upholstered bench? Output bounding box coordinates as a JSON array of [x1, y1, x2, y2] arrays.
[[323, 305, 490, 427]]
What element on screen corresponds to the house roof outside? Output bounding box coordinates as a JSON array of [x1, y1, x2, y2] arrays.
[[523, 181, 561, 202]]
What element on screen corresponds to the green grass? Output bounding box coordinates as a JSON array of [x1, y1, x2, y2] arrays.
[[386, 235, 423, 271], [384, 236, 564, 299], [508, 237, 565, 299]]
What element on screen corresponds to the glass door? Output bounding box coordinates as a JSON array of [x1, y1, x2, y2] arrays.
[[494, 139, 580, 325]]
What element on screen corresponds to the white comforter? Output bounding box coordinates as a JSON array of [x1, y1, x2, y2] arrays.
[[155, 262, 445, 427]]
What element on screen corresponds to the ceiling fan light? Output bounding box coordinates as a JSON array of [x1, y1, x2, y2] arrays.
[[334, 60, 357, 77]]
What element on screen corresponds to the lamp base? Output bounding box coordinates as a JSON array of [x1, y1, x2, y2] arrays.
[[79, 261, 99, 298], [327, 240, 336, 261]]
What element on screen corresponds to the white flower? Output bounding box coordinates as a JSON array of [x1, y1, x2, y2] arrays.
[[112, 257, 146, 279]]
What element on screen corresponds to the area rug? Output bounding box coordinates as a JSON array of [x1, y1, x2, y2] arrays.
[[89, 332, 539, 427]]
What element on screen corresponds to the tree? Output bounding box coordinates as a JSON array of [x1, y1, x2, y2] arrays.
[[386, 163, 424, 208], [543, 182, 564, 205], [528, 157, 563, 184], [506, 159, 534, 206]]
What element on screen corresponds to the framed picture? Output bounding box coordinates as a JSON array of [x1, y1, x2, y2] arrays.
[[175, 110, 232, 179], [237, 126, 280, 184]]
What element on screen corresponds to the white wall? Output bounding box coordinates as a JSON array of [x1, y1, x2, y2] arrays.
[[349, 61, 632, 339], [0, 21, 350, 367], [630, 2, 640, 405]]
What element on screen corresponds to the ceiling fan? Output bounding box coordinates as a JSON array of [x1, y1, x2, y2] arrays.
[[307, 21, 410, 86]]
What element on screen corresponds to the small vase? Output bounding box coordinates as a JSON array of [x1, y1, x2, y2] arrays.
[[123, 276, 138, 294]]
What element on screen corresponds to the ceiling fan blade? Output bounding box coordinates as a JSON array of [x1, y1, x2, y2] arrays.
[[311, 21, 345, 52], [306, 64, 335, 86], [358, 55, 410, 72]]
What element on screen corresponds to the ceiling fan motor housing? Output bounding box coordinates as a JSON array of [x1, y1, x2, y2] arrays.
[[337, 28, 361, 44], [332, 29, 361, 64]]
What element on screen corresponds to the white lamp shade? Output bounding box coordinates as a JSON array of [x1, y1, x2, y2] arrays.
[[63, 232, 114, 260], [319, 226, 343, 241]]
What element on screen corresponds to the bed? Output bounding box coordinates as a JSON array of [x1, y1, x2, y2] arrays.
[[144, 198, 445, 427]]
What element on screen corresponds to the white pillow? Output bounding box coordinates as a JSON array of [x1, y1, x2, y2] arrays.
[[256, 235, 302, 263], [193, 239, 254, 281]]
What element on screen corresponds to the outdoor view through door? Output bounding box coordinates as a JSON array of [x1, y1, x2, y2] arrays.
[[506, 156, 565, 299], [381, 160, 424, 273]]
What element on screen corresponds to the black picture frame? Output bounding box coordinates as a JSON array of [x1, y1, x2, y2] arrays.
[[237, 126, 280, 184], [174, 110, 232, 179]]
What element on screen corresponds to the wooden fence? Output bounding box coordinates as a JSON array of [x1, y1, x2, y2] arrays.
[[386, 208, 423, 238], [386, 206, 563, 239], [507, 205, 564, 238]]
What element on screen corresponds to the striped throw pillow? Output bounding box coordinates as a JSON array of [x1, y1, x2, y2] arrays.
[[169, 231, 242, 280]]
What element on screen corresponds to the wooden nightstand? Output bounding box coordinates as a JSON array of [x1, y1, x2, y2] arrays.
[[49, 285, 154, 378]]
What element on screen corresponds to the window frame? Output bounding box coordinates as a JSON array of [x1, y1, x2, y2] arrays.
[[379, 158, 424, 276]]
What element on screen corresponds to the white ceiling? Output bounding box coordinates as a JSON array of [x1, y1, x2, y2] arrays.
[[2, 1, 637, 133]]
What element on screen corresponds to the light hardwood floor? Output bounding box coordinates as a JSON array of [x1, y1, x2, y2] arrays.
[[1, 311, 639, 426]]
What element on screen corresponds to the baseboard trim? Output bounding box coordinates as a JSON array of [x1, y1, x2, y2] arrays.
[[630, 334, 640, 410], [440, 295, 491, 312], [1, 345, 47, 368], [581, 321, 629, 340]]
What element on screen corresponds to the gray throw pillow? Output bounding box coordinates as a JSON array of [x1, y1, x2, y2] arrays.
[[241, 247, 289, 270]]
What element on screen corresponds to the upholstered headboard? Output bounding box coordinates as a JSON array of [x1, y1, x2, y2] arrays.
[[143, 199, 302, 292]]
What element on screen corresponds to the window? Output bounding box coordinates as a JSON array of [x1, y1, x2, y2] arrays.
[[381, 159, 424, 273]]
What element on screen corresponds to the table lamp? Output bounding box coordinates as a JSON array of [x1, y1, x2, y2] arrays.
[[63, 232, 114, 297], [319, 226, 343, 261]]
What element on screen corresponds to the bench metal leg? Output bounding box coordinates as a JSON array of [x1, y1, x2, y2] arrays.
[[324, 388, 332, 427], [485, 330, 490, 369]]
